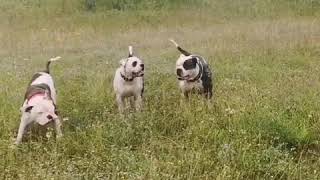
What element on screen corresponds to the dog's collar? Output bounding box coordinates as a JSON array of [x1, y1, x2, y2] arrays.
[[27, 92, 46, 104], [120, 71, 144, 82], [120, 72, 134, 81]]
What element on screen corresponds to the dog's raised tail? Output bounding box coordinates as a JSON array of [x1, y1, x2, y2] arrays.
[[169, 39, 191, 56], [128, 46, 133, 57], [45, 56, 61, 73]]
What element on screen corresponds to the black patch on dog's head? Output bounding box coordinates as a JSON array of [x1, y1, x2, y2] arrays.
[[25, 106, 34, 113], [132, 61, 137, 67], [183, 57, 197, 70]]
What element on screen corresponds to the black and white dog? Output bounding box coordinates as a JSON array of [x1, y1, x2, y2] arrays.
[[170, 39, 213, 99], [15, 57, 62, 145], [113, 46, 144, 113]]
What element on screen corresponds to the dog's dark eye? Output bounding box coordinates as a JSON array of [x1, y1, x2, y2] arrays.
[[132, 61, 137, 67], [47, 115, 53, 120], [183, 58, 197, 70]]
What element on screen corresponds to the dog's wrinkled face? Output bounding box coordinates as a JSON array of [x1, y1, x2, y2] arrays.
[[120, 56, 144, 78], [176, 54, 199, 80], [23, 99, 58, 126]]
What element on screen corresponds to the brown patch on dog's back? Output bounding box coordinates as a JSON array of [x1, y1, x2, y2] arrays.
[[24, 83, 52, 101]]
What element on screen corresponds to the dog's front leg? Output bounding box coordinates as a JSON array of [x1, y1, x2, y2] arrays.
[[134, 94, 142, 111], [129, 96, 135, 109], [54, 117, 63, 138], [183, 91, 190, 99], [202, 91, 211, 99], [116, 94, 125, 113], [15, 114, 31, 145]]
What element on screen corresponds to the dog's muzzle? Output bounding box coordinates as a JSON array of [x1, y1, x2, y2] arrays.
[[133, 64, 144, 77], [176, 68, 190, 80], [176, 68, 183, 77], [177, 75, 190, 81], [133, 70, 144, 78]]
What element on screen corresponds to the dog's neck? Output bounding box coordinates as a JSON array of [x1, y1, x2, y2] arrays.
[[120, 72, 134, 81], [120, 66, 134, 81]]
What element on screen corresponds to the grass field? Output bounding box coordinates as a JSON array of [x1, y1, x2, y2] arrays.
[[1, 0, 320, 179]]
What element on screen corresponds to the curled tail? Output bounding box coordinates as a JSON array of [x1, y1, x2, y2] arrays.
[[169, 39, 192, 56], [128, 46, 133, 57], [45, 56, 61, 73]]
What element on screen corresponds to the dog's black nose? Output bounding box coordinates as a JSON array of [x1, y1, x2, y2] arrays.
[[176, 68, 183, 77], [140, 64, 144, 70], [47, 115, 53, 120]]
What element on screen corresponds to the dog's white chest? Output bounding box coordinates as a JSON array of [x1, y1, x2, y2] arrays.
[[179, 80, 203, 92], [114, 70, 143, 97], [121, 81, 141, 96]]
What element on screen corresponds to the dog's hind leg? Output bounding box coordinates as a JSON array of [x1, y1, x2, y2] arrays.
[[203, 90, 212, 99]]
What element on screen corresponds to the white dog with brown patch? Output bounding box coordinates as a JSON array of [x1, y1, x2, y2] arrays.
[[113, 46, 144, 113], [15, 57, 63, 145]]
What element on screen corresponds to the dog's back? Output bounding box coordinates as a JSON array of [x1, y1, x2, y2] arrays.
[[25, 57, 61, 104]]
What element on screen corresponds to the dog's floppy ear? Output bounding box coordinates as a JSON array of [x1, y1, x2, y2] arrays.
[[24, 106, 34, 113], [119, 59, 127, 66]]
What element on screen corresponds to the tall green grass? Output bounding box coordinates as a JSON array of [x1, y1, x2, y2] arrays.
[[1, 0, 320, 179]]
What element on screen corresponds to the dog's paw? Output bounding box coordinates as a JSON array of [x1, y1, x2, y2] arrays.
[[10, 140, 20, 149]]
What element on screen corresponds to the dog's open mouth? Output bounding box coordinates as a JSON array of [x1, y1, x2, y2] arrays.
[[133, 70, 144, 77], [177, 75, 190, 80]]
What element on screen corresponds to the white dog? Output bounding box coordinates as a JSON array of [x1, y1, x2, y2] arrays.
[[15, 57, 62, 145], [170, 39, 213, 99], [113, 46, 144, 113]]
